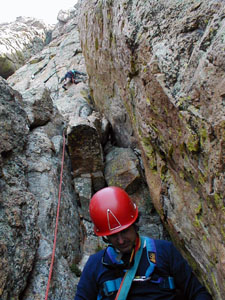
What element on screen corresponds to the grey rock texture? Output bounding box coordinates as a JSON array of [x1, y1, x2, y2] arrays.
[[0, 78, 39, 299], [2, 3, 170, 298], [104, 146, 142, 193], [78, 0, 225, 299], [0, 0, 224, 299], [0, 74, 82, 299], [0, 17, 52, 79]]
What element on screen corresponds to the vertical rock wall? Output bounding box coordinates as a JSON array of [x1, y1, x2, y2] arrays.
[[78, 0, 225, 299], [0, 78, 39, 299], [0, 78, 81, 299]]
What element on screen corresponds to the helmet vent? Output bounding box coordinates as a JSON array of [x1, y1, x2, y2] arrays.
[[107, 209, 121, 231]]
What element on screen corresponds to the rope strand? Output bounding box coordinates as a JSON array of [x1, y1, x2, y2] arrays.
[[45, 133, 66, 300]]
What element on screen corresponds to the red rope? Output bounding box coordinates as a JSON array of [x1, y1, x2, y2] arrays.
[[45, 132, 66, 300]]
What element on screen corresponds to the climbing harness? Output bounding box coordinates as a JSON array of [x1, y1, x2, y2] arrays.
[[98, 236, 175, 299], [44, 132, 66, 300]]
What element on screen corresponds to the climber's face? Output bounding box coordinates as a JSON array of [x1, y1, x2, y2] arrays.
[[107, 225, 137, 254]]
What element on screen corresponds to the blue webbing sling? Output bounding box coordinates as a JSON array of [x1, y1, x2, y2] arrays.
[[115, 236, 144, 300]]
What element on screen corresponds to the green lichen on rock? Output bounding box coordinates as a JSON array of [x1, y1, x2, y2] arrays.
[[150, 101, 160, 115], [15, 50, 25, 65], [195, 202, 202, 215], [141, 137, 157, 170], [193, 202, 203, 228], [193, 215, 201, 228], [199, 126, 208, 146], [186, 132, 200, 153], [0, 56, 15, 78], [96, 1, 104, 27], [167, 143, 174, 158], [198, 171, 206, 185], [123, 95, 136, 125], [214, 193, 223, 209], [29, 57, 44, 64], [107, 10, 112, 21], [130, 58, 138, 78], [160, 164, 168, 180], [211, 272, 220, 296], [151, 123, 159, 134], [220, 225, 225, 239], [179, 171, 185, 179], [183, 249, 199, 274], [177, 95, 192, 109]]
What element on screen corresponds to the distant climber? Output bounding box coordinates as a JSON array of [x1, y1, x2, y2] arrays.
[[61, 69, 86, 90]]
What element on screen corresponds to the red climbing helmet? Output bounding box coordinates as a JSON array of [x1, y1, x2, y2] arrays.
[[89, 186, 138, 236]]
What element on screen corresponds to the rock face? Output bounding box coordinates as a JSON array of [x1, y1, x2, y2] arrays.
[[0, 78, 39, 298], [78, 0, 225, 299], [1, 6, 86, 298], [0, 17, 52, 79], [1, 1, 224, 299], [2, 3, 170, 299], [0, 75, 82, 299]]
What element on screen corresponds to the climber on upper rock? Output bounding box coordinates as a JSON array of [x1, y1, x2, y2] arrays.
[[61, 69, 86, 90]]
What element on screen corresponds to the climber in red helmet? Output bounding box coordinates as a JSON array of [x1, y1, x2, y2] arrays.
[[74, 186, 212, 300]]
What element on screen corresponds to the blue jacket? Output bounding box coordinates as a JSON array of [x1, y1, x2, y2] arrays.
[[65, 70, 86, 79], [74, 238, 212, 300]]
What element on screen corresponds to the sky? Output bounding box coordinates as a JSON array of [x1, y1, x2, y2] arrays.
[[0, 0, 78, 25]]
